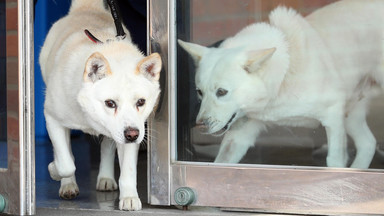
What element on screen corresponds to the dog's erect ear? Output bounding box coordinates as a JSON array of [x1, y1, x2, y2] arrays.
[[178, 39, 208, 64], [83, 52, 112, 82], [244, 48, 276, 73], [136, 53, 162, 81]]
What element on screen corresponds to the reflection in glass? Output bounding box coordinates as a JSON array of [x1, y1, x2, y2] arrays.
[[0, 0, 6, 168], [176, 0, 384, 169]]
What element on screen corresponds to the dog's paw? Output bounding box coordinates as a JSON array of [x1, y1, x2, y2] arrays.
[[119, 197, 142, 211], [59, 182, 79, 200], [96, 178, 118, 191]]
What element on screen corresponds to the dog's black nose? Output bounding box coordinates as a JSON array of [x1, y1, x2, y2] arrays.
[[124, 127, 139, 143]]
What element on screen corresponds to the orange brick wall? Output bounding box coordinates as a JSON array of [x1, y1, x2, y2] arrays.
[[6, 0, 19, 142], [189, 0, 336, 45]]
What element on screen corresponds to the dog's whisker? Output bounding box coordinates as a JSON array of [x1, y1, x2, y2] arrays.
[[145, 128, 160, 135]]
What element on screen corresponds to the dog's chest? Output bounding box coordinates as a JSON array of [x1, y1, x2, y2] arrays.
[[272, 116, 320, 128], [249, 109, 320, 128], [59, 117, 98, 135]]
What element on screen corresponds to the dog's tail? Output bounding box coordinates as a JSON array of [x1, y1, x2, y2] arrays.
[[69, 0, 107, 13]]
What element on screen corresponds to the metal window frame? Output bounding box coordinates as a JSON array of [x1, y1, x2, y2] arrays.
[[148, 0, 384, 214], [0, 0, 35, 215]]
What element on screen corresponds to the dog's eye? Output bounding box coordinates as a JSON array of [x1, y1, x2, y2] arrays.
[[196, 89, 203, 97], [136, 98, 146, 107], [216, 88, 228, 97], [105, 100, 117, 109]]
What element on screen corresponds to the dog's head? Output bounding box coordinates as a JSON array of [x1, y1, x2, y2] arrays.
[[77, 43, 161, 144], [179, 38, 288, 135]]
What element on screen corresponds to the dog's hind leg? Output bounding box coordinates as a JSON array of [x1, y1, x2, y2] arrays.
[[321, 104, 349, 167], [214, 118, 266, 163], [345, 99, 376, 169], [96, 137, 118, 191], [45, 113, 76, 180]]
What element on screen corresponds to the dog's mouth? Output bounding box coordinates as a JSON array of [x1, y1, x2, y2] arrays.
[[212, 113, 237, 136]]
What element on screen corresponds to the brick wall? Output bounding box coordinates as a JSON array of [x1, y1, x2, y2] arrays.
[[189, 0, 336, 45], [6, 0, 19, 142]]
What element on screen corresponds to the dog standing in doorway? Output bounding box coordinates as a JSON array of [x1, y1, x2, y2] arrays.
[[39, 0, 161, 211]]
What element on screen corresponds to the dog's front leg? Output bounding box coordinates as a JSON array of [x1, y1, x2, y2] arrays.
[[59, 176, 79, 199], [215, 118, 265, 163], [116, 143, 141, 211], [96, 137, 118, 191], [45, 113, 79, 199], [45, 113, 76, 179]]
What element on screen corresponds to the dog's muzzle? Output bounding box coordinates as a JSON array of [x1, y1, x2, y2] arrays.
[[124, 127, 139, 143], [196, 113, 237, 135]]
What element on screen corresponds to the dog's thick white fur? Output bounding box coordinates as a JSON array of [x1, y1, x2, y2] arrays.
[[39, 0, 161, 211], [179, 0, 384, 168]]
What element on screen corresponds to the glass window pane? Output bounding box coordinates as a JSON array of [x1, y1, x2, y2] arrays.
[[0, 0, 7, 169], [176, 0, 384, 170]]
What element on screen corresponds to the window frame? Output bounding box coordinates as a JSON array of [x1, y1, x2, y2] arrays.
[[147, 0, 384, 214]]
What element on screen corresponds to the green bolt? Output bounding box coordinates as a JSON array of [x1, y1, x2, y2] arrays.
[[0, 194, 6, 213], [174, 187, 196, 207]]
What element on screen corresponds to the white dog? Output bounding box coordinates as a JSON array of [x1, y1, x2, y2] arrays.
[[179, 0, 384, 169], [39, 0, 161, 211]]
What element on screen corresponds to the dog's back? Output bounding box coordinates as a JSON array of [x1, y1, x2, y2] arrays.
[[269, 0, 384, 101], [69, 0, 107, 13], [39, 0, 130, 83], [307, 0, 384, 86]]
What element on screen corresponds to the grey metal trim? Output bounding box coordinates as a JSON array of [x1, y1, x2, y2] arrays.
[[0, 0, 35, 215], [147, 0, 173, 206], [171, 162, 384, 215], [18, 0, 35, 214]]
